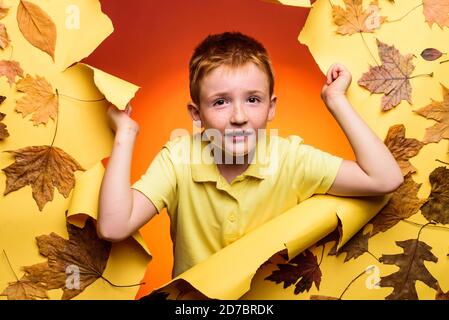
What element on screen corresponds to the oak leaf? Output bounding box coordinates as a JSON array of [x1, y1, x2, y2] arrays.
[[328, 229, 370, 262], [2, 145, 84, 211], [423, 0, 449, 29], [265, 249, 322, 294], [15, 74, 58, 126], [0, 23, 9, 49], [379, 239, 438, 300], [0, 111, 9, 139], [420, 166, 449, 224], [17, 0, 56, 61], [384, 124, 424, 175], [0, 60, 24, 86], [414, 84, 449, 144], [368, 173, 425, 237], [332, 0, 386, 35], [358, 39, 415, 111]]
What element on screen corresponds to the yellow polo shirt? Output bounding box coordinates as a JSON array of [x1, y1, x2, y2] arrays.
[[131, 133, 343, 278]]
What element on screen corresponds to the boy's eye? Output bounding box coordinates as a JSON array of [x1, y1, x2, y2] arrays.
[[213, 99, 226, 106], [248, 97, 260, 103]]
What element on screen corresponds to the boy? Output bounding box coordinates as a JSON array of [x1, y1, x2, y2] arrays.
[[98, 32, 403, 278]]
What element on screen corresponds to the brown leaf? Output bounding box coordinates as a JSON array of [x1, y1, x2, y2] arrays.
[[0, 23, 9, 49], [17, 0, 56, 61], [369, 173, 426, 237], [15, 74, 58, 126], [265, 249, 322, 294], [310, 295, 340, 300], [379, 239, 438, 300], [436, 286, 449, 300], [0, 0, 9, 20], [414, 84, 449, 144], [0, 276, 48, 300], [423, 0, 449, 29], [2, 145, 84, 211], [421, 48, 444, 61], [384, 124, 424, 175], [332, 0, 386, 35], [23, 219, 111, 300], [0, 60, 24, 86], [0, 111, 9, 139], [358, 39, 415, 111], [328, 229, 370, 262], [420, 166, 449, 224]]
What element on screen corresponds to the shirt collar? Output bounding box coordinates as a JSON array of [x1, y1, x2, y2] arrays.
[[190, 132, 273, 183]]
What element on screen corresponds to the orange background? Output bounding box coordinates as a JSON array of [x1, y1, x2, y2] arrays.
[[84, 0, 354, 299]]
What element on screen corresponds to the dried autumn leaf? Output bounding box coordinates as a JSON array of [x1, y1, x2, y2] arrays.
[[0, 60, 24, 86], [0, 23, 9, 49], [369, 173, 425, 237], [310, 295, 339, 300], [23, 219, 111, 300], [0, 276, 48, 300], [2, 145, 84, 211], [379, 239, 438, 300], [436, 286, 449, 300], [421, 48, 444, 61], [15, 74, 58, 126], [328, 229, 370, 262], [332, 0, 386, 35], [17, 0, 57, 61], [358, 39, 416, 111], [420, 166, 449, 224], [384, 124, 424, 175], [414, 84, 449, 144], [423, 0, 449, 29], [265, 249, 322, 294], [0, 0, 9, 20], [0, 111, 9, 139]]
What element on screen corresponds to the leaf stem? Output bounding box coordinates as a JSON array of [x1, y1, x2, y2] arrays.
[[58, 93, 106, 103], [366, 250, 380, 262], [50, 89, 59, 147], [338, 269, 367, 300], [409, 72, 433, 79], [318, 245, 325, 266], [2, 249, 19, 281], [402, 219, 449, 232], [99, 275, 145, 288], [440, 60, 449, 64], [436, 159, 449, 165], [386, 2, 424, 23]]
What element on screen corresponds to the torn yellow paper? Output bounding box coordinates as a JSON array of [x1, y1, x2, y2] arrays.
[[80, 63, 140, 110], [147, 194, 388, 300], [296, 0, 449, 298]]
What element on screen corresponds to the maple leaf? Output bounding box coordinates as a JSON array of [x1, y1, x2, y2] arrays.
[[0, 0, 9, 20], [315, 228, 340, 248], [0, 60, 24, 86], [0, 276, 48, 300], [420, 166, 449, 224], [23, 219, 111, 300], [17, 0, 57, 61], [265, 249, 322, 294], [332, 0, 386, 35], [384, 124, 424, 176], [0, 23, 9, 49], [369, 173, 426, 237], [379, 239, 438, 300], [414, 84, 449, 144], [436, 286, 449, 300], [328, 229, 370, 262], [15, 74, 58, 126], [0, 111, 9, 139], [423, 0, 449, 29], [2, 145, 85, 211], [358, 39, 416, 111]]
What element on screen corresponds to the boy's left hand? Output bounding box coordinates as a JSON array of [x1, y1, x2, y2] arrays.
[[320, 63, 352, 103]]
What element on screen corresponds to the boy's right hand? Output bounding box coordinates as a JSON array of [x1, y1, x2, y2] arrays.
[[107, 103, 140, 135]]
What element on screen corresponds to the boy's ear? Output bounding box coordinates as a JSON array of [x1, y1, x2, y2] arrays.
[[187, 101, 202, 125], [268, 94, 277, 122]]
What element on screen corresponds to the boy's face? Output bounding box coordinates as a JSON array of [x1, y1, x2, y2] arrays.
[[187, 62, 277, 158]]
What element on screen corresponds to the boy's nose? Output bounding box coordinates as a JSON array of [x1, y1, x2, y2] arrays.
[[230, 103, 248, 125]]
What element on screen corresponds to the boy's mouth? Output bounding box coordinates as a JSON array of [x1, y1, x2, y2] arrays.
[[224, 130, 254, 143]]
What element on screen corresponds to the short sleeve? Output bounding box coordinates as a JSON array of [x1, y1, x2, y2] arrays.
[[292, 139, 343, 202], [131, 146, 178, 214]]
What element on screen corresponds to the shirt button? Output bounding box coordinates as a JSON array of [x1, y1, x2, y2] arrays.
[[229, 214, 236, 222]]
